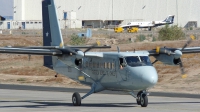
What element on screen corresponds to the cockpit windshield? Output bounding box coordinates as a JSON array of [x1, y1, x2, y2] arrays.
[[125, 56, 152, 67]]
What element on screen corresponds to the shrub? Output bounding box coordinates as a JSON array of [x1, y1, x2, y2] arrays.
[[158, 25, 184, 41], [136, 34, 146, 42], [152, 36, 156, 42], [70, 34, 86, 45]]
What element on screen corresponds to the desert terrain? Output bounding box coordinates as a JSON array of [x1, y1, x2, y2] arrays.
[[0, 33, 200, 94]]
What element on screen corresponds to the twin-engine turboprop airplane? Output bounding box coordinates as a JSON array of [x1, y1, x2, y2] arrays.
[[0, 0, 200, 107], [120, 15, 174, 31]]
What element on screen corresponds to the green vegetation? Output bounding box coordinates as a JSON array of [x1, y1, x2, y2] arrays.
[[17, 78, 26, 82], [152, 36, 156, 42], [69, 34, 87, 45], [136, 34, 146, 42], [158, 25, 184, 41]]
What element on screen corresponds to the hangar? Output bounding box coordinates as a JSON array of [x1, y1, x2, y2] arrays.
[[1, 0, 199, 29]]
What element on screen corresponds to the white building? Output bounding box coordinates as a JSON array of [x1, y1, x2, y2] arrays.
[[0, 0, 199, 29]]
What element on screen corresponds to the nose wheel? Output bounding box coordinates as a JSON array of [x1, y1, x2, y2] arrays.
[[136, 92, 148, 107], [140, 94, 148, 107], [129, 91, 149, 107]]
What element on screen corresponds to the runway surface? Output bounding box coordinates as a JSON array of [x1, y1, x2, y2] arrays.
[[1, 89, 200, 112]]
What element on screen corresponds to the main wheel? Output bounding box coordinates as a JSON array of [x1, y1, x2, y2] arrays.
[[72, 92, 81, 106], [140, 94, 148, 107]]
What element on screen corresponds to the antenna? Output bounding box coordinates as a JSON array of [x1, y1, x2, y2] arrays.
[[117, 46, 120, 53]]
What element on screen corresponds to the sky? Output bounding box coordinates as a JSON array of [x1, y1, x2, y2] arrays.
[[0, 0, 13, 16]]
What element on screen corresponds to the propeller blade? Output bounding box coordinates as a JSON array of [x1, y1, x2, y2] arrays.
[[84, 41, 101, 53], [152, 59, 158, 65], [181, 35, 195, 51], [84, 45, 95, 53], [178, 59, 187, 78]]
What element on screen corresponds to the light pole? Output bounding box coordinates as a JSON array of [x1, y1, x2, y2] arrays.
[[176, 0, 178, 25]]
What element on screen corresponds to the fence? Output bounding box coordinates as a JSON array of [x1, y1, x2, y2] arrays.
[[0, 29, 200, 41]]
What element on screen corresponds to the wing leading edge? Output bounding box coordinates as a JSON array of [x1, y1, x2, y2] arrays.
[[0, 47, 62, 56], [0, 45, 111, 56], [148, 47, 200, 56]]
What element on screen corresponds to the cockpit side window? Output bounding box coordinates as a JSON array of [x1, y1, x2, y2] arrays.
[[119, 58, 126, 67], [140, 56, 152, 66]]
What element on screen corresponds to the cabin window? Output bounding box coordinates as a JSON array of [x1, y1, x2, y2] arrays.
[[104, 62, 107, 69], [108, 62, 111, 69], [85, 61, 88, 67], [100, 62, 103, 68], [96, 62, 99, 68], [112, 63, 115, 69], [89, 62, 92, 68], [93, 62, 95, 68]]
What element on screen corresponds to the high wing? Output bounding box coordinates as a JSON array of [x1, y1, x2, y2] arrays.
[[0, 47, 62, 56], [148, 47, 200, 56], [0, 46, 111, 56]]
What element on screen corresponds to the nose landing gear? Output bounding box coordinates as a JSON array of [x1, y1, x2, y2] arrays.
[[129, 90, 149, 107]]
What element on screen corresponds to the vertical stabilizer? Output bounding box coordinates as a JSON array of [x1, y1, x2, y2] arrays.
[[42, 0, 64, 47], [42, 0, 63, 68], [163, 15, 174, 24]]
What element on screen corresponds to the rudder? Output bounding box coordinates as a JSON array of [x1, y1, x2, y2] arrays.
[[42, 0, 64, 69]]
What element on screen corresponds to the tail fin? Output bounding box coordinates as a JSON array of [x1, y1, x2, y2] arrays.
[[42, 0, 64, 68], [163, 15, 174, 23], [42, 0, 64, 47]]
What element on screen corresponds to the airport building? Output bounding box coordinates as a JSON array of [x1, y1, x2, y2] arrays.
[[0, 0, 199, 29]]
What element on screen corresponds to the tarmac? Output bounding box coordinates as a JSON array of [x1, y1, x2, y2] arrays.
[[0, 84, 200, 112]]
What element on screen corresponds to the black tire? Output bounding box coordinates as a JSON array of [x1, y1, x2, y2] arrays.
[[136, 95, 141, 105], [148, 27, 151, 31], [72, 92, 81, 106], [140, 94, 148, 107], [136, 91, 142, 105]]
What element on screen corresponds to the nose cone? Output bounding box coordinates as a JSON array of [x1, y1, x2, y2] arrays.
[[142, 67, 158, 88]]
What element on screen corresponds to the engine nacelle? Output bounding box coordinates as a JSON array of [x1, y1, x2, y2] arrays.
[[154, 54, 181, 65], [59, 55, 82, 67]]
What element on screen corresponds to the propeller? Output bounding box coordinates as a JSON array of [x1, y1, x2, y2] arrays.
[[154, 35, 195, 78], [83, 41, 101, 56], [181, 35, 195, 51], [178, 35, 195, 78]]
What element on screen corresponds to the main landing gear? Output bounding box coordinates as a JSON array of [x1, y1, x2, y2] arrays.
[[72, 82, 104, 106], [129, 90, 149, 107], [72, 92, 81, 106]]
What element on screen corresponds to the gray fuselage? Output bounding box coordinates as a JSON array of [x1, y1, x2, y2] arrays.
[[53, 51, 158, 92]]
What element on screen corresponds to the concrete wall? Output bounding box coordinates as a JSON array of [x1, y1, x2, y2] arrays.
[[12, 0, 200, 28]]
